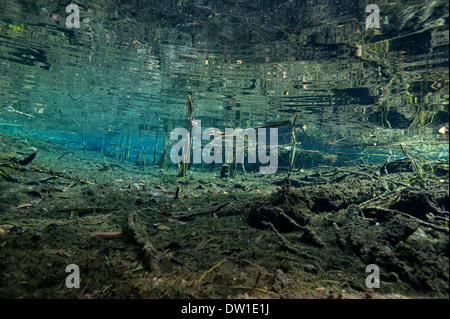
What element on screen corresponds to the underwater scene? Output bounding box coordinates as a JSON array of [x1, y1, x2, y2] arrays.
[[0, 0, 448, 300]]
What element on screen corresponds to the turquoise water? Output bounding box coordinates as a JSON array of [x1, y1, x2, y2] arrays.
[[1, 0, 448, 171]]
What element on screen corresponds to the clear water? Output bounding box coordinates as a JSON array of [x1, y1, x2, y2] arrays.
[[1, 0, 447, 171]]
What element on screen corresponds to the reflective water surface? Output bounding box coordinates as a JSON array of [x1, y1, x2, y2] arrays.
[[1, 0, 448, 167]]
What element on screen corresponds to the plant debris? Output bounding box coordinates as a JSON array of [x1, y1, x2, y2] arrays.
[[0, 132, 448, 299]]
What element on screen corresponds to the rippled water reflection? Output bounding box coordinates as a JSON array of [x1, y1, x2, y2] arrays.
[[0, 0, 448, 165]]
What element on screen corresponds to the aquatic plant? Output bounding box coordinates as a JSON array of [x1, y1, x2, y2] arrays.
[[229, 110, 241, 178], [289, 113, 298, 173], [179, 94, 194, 177]]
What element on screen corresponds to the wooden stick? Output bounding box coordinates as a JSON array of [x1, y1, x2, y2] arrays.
[[289, 113, 298, 173], [363, 206, 448, 233], [262, 221, 317, 259], [127, 213, 160, 271], [200, 259, 227, 280]]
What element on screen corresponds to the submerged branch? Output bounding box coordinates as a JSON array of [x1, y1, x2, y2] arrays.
[[127, 212, 161, 271]]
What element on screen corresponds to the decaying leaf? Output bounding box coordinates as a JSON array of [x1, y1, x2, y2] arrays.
[[92, 231, 123, 239], [157, 224, 171, 231], [16, 203, 33, 209]]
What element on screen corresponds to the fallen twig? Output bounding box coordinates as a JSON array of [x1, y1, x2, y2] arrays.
[[229, 285, 275, 295], [199, 259, 227, 280], [127, 212, 160, 271], [262, 221, 317, 260], [400, 143, 424, 182], [5, 106, 34, 118], [0, 160, 96, 185], [92, 231, 122, 239], [363, 206, 449, 233], [358, 189, 400, 208], [277, 210, 325, 247], [0, 169, 14, 182]]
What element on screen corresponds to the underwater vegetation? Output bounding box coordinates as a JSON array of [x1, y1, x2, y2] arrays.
[[0, 0, 449, 300], [0, 130, 448, 298]]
